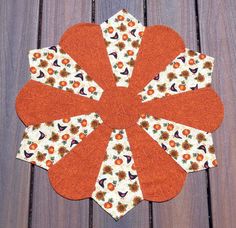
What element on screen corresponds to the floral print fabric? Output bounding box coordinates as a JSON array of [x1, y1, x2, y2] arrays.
[[17, 113, 102, 169], [29, 45, 103, 100], [101, 9, 145, 87], [92, 129, 143, 220], [139, 48, 214, 102], [138, 115, 217, 172]]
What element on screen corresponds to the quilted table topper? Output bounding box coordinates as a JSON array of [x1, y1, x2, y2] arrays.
[[16, 10, 224, 220]]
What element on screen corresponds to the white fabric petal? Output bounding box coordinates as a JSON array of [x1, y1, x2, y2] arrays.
[[28, 45, 103, 100], [92, 129, 143, 220], [101, 9, 145, 87], [16, 113, 102, 170], [139, 48, 214, 102], [138, 115, 217, 172]]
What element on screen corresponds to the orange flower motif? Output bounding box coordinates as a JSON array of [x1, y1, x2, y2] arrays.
[[15, 10, 224, 220]]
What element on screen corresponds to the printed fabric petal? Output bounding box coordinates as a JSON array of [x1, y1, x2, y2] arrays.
[[16, 113, 102, 170], [101, 9, 145, 87], [92, 129, 143, 220], [138, 115, 218, 172], [139, 48, 214, 101], [29, 45, 103, 100]]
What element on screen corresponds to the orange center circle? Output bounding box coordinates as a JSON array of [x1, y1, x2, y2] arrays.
[[98, 88, 141, 129]]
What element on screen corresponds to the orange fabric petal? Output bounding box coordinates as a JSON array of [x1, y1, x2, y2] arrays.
[[140, 87, 224, 132], [16, 80, 98, 125], [59, 23, 116, 90], [127, 125, 186, 201], [129, 25, 185, 94], [48, 124, 111, 200]]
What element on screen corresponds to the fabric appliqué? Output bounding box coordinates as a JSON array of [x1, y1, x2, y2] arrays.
[[15, 9, 224, 221]]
